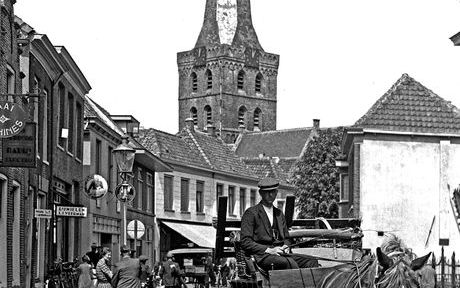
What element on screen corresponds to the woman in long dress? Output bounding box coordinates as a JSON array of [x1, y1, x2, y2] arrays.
[[77, 255, 93, 288], [96, 247, 113, 288]]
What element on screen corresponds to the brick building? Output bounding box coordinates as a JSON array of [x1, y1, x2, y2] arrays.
[[0, 1, 28, 288], [15, 16, 91, 287], [178, 0, 279, 144]]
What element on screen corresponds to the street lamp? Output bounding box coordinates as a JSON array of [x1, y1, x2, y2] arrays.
[[113, 136, 136, 246]]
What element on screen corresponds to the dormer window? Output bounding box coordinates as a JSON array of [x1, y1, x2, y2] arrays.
[[237, 70, 245, 90], [191, 72, 198, 92], [238, 106, 247, 127], [206, 69, 213, 90], [190, 107, 198, 126], [204, 105, 212, 126], [255, 73, 263, 93], [254, 108, 261, 131]]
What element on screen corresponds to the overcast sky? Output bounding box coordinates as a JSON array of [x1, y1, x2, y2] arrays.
[[14, 0, 460, 133]]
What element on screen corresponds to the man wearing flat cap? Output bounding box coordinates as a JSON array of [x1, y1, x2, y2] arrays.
[[112, 245, 141, 288], [241, 177, 319, 271]]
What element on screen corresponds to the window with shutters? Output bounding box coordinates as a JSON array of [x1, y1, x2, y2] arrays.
[[191, 72, 198, 92], [204, 105, 212, 126], [147, 173, 154, 212], [164, 175, 174, 211], [206, 69, 212, 90], [190, 107, 198, 126], [196, 181, 204, 213], [239, 188, 246, 216], [67, 93, 74, 153], [228, 186, 235, 216], [238, 106, 247, 128], [237, 70, 245, 90], [253, 108, 261, 131], [181, 178, 189, 212], [58, 84, 66, 148], [255, 73, 263, 93], [250, 189, 256, 207]]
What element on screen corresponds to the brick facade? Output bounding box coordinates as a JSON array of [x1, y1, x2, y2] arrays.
[[177, 0, 279, 143]]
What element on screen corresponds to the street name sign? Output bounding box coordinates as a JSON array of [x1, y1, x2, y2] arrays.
[[56, 206, 87, 217], [0, 122, 36, 168], [0, 101, 27, 138], [34, 209, 52, 219]]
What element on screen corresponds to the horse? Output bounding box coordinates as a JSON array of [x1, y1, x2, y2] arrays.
[[312, 234, 434, 288]]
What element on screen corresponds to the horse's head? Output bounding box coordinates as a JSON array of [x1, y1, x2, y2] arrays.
[[376, 247, 432, 288]]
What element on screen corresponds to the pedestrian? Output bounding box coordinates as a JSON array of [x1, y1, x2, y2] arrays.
[[112, 245, 141, 288], [219, 258, 230, 287], [87, 243, 101, 268], [139, 255, 151, 286], [96, 247, 113, 288], [159, 252, 183, 288], [204, 253, 215, 288], [77, 255, 94, 288]]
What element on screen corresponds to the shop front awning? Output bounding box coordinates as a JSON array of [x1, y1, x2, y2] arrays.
[[162, 221, 216, 248]]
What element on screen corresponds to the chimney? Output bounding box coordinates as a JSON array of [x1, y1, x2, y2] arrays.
[[313, 119, 320, 130], [207, 124, 216, 137], [185, 118, 195, 132]]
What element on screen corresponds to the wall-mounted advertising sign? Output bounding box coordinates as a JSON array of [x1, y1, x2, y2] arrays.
[[0, 101, 27, 138], [0, 122, 36, 168], [34, 209, 52, 219]]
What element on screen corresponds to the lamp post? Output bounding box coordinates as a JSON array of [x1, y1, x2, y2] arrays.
[[113, 136, 136, 246]]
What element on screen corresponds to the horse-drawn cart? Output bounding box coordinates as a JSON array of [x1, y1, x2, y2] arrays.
[[214, 196, 434, 288]]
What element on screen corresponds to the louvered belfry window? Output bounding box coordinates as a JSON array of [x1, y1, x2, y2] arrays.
[[191, 72, 198, 92], [255, 73, 263, 93], [237, 70, 245, 90]]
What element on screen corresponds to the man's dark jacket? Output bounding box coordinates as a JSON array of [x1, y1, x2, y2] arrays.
[[112, 256, 141, 288], [241, 202, 290, 258], [159, 259, 181, 287]]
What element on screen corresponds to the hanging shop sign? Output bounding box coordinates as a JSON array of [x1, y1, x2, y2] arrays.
[[84, 174, 108, 199], [34, 209, 52, 219], [127, 220, 145, 239], [56, 205, 87, 217], [0, 101, 27, 138], [0, 122, 36, 168]]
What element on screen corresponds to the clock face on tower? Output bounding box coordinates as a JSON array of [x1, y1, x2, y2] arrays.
[[217, 0, 237, 45]]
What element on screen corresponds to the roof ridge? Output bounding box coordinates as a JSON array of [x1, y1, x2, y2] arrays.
[[245, 127, 313, 135], [183, 129, 214, 169]]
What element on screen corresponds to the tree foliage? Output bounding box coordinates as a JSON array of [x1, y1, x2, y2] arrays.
[[291, 127, 344, 218]]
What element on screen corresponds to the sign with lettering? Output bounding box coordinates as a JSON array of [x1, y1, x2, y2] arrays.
[[34, 209, 52, 219], [0, 101, 27, 138], [56, 206, 87, 217], [127, 219, 145, 239], [0, 123, 36, 168]]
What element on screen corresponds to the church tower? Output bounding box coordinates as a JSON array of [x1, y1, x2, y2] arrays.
[[177, 0, 279, 143]]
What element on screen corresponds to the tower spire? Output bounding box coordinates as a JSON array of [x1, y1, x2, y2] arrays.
[[195, 0, 263, 50]]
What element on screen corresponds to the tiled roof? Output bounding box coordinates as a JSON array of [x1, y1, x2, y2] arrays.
[[139, 129, 209, 169], [182, 130, 258, 177], [84, 96, 125, 136], [235, 128, 314, 158], [354, 74, 460, 134]]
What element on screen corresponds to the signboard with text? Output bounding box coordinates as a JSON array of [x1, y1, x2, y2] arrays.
[[56, 206, 87, 217], [0, 101, 28, 138], [0, 123, 36, 168], [34, 209, 52, 219]]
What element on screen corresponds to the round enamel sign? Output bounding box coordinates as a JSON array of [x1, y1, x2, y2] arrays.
[[0, 101, 27, 138]]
